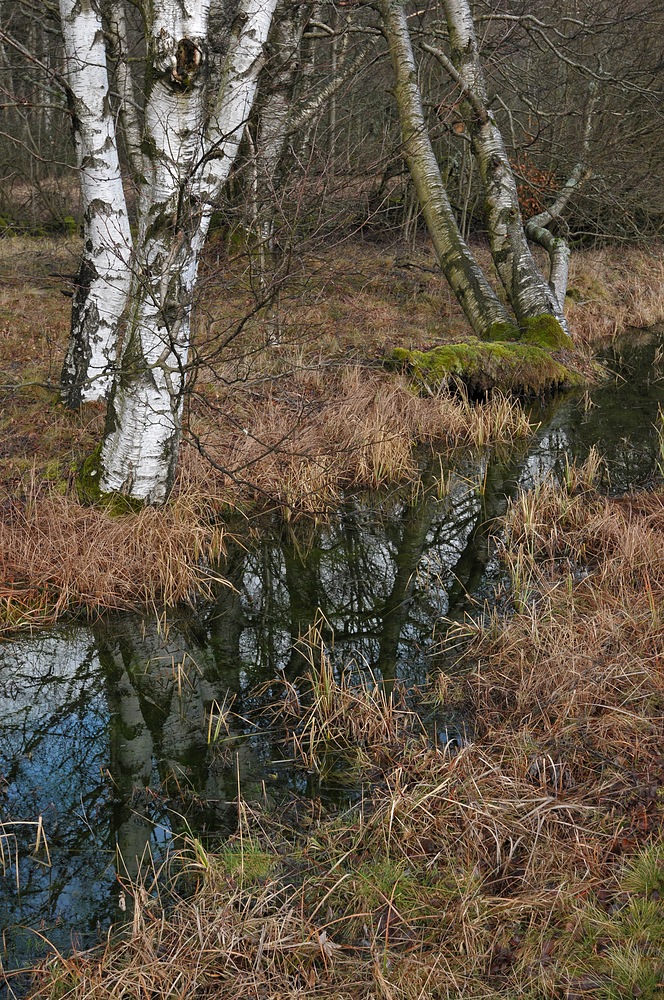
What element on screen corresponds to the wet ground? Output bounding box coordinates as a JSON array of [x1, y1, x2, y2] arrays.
[[1, 330, 663, 983]]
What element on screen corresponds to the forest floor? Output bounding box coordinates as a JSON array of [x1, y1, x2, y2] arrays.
[[1, 236, 663, 633], [3, 237, 664, 997]]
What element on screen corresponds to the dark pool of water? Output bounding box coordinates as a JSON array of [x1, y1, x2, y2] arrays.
[[1, 330, 663, 985]]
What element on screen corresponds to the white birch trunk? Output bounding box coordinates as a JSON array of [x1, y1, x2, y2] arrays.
[[380, 0, 513, 339], [100, 0, 279, 504], [199, 0, 280, 211], [525, 88, 596, 309], [329, 7, 337, 166], [289, 40, 375, 134], [441, 0, 570, 338], [252, 7, 374, 256], [59, 0, 132, 407], [524, 222, 571, 310], [99, 0, 211, 503], [104, 0, 143, 179]]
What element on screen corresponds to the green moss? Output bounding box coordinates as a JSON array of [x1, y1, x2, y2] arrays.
[[520, 313, 574, 350], [484, 312, 573, 350], [43, 459, 69, 494], [486, 320, 521, 342], [565, 849, 664, 999], [116, 333, 151, 391], [76, 445, 103, 505], [388, 339, 583, 397], [76, 445, 145, 514], [356, 859, 428, 916], [217, 842, 276, 885]]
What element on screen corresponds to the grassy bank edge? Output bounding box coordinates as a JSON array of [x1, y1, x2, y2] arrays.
[[1, 240, 663, 636]]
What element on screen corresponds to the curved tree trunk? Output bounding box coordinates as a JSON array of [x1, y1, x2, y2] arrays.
[[380, 0, 514, 340], [440, 0, 570, 337], [59, 0, 132, 408], [524, 99, 595, 310]]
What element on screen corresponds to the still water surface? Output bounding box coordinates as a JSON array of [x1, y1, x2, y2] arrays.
[[1, 332, 663, 979]]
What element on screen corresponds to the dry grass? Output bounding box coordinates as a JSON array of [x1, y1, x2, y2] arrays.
[[197, 237, 474, 357], [567, 245, 664, 345], [260, 620, 427, 778], [1, 237, 664, 632], [0, 236, 540, 630], [22, 455, 664, 1000], [0, 476, 225, 633], [185, 366, 534, 514], [460, 454, 664, 753]]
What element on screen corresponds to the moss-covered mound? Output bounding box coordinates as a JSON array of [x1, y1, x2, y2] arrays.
[[389, 339, 583, 397], [488, 313, 574, 350]]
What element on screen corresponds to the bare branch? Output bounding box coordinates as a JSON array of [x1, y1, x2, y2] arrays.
[[421, 40, 488, 125], [0, 26, 70, 96]]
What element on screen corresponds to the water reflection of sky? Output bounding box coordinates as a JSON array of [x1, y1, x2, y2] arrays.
[[0, 633, 114, 970], [1, 332, 663, 978]]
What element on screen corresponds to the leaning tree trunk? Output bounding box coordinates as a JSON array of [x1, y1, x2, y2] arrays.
[[99, 0, 279, 504], [440, 0, 570, 340], [525, 85, 597, 310], [59, 0, 132, 407], [380, 0, 515, 340]]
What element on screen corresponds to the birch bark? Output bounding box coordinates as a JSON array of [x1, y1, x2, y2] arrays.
[[252, 7, 376, 269], [380, 0, 513, 339], [103, 0, 143, 179], [99, 0, 279, 504], [441, 0, 570, 336], [254, 0, 311, 265], [59, 0, 132, 407], [524, 161, 590, 309], [525, 87, 596, 309]]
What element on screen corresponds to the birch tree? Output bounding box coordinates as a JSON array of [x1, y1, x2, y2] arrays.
[[380, 0, 513, 340], [58, 0, 132, 407], [58, 0, 279, 504], [438, 0, 569, 333], [379, 0, 579, 345], [248, 1, 376, 302]]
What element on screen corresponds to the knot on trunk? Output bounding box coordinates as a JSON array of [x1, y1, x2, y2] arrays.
[[168, 38, 203, 89]]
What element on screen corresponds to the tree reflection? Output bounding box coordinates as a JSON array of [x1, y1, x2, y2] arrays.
[[7, 343, 660, 973]]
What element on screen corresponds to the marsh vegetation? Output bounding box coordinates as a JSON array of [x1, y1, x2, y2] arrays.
[[3, 239, 664, 995], [17, 454, 664, 1000], [1, 0, 664, 989]]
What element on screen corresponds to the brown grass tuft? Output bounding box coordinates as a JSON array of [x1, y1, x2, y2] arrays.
[[186, 366, 534, 514], [0, 477, 225, 633], [2, 238, 663, 631], [567, 245, 664, 344], [457, 460, 664, 762]]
